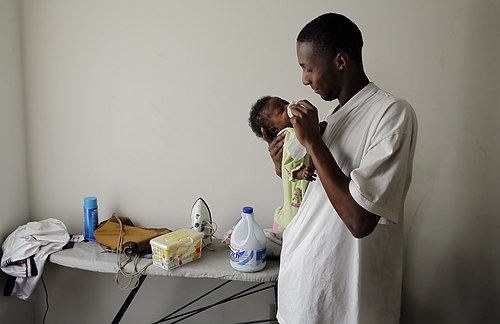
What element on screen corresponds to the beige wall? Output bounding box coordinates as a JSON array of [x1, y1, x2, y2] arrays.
[[1, 0, 498, 323], [0, 0, 34, 322]]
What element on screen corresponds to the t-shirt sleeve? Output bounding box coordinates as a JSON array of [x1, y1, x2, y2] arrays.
[[348, 101, 417, 224]]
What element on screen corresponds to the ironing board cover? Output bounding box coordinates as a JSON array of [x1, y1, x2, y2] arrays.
[[49, 241, 279, 283]]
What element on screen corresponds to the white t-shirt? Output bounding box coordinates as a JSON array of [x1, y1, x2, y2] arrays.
[[276, 83, 417, 324]]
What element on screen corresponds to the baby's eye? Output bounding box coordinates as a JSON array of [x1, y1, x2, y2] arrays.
[[307, 69, 312, 73]]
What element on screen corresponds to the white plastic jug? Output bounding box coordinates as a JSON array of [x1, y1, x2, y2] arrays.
[[230, 207, 267, 272]]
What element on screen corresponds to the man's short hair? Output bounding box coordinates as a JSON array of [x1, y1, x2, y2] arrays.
[[297, 13, 364, 69]]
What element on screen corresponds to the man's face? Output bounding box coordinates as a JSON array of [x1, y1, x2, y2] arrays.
[[297, 41, 340, 101]]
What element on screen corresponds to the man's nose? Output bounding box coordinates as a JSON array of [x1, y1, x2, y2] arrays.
[[302, 72, 310, 86]]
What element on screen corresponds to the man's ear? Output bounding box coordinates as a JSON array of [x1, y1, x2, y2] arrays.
[[334, 52, 349, 71]]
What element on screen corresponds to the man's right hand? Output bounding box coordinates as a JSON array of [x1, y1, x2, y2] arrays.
[[262, 127, 284, 178]]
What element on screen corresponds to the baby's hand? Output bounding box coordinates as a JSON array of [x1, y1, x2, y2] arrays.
[[293, 167, 317, 182]]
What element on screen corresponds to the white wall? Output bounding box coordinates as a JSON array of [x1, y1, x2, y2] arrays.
[[0, 0, 34, 322], [7, 0, 499, 323]]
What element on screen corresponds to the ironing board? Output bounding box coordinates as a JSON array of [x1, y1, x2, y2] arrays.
[[49, 241, 280, 323]]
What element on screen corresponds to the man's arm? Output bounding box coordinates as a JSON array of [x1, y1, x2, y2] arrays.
[[289, 100, 380, 238], [307, 139, 380, 238]]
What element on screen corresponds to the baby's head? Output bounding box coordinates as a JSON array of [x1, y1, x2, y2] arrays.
[[249, 96, 292, 141]]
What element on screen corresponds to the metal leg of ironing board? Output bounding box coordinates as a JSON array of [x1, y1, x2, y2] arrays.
[[274, 282, 278, 306], [152, 280, 232, 324], [171, 284, 273, 323], [155, 282, 267, 323], [231, 282, 279, 324], [234, 320, 278, 324], [153, 281, 277, 323], [111, 274, 147, 324]]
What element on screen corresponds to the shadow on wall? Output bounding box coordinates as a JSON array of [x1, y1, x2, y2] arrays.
[[444, 2, 500, 321], [401, 2, 499, 323]]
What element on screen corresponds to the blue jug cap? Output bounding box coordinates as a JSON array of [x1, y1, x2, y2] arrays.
[[242, 206, 253, 214], [84, 197, 98, 209]]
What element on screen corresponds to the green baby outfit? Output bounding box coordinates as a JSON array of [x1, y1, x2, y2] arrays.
[[273, 127, 311, 233]]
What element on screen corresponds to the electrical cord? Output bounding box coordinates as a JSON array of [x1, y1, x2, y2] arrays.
[[200, 219, 218, 251], [202, 219, 218, 240], [113, 212, 153, 291], [41, 275, 49, 324]]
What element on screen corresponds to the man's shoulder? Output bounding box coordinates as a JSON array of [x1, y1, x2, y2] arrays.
[[371, 86, 411, 109], [368, 86, 415, 123], [364, 86, 417, 139]]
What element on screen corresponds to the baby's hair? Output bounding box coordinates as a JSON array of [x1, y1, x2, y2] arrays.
[[249, 96, 273, 139]]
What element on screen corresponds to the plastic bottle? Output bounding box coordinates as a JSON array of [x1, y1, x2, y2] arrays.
[[230, 207, 267, 272], [83, 197, 98, 241]]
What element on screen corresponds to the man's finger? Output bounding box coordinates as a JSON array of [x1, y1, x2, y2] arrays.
[[297, 99, 316, 111], [276, 145, 283, 157], [269, 133, 284, 149], [261, 127, 272, 144], [290, 103, 307, 116], [274, 133, 286, 146]]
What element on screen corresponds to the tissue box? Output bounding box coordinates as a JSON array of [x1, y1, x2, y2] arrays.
[[150, 228, 203, 270]]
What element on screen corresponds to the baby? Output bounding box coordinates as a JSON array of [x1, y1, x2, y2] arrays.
[[248, 96, 327, 237]]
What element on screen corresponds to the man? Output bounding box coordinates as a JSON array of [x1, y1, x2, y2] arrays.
[[262, 13, 417, 323]]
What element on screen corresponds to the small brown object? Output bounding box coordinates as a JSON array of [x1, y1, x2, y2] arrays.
[[94, 215, 170, 253]]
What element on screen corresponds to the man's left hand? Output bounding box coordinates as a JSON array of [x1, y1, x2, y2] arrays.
[[289, 100, 322, 149]]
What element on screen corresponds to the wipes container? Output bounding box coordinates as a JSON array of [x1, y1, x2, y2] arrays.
[[150, 228, 203, 270]]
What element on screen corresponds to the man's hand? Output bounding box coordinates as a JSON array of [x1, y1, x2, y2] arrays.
[[289, 100, 322, 149], [262, 127, 285, 178]]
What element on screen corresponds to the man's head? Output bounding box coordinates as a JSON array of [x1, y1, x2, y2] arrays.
[[249, 96, 291, 141], [297, 13, 364, 101]]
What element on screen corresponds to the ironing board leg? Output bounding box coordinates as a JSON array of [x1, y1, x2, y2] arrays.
[[112, 274, 147, 324], [274, 282, 278, 306], [153, 281, 277, 324]]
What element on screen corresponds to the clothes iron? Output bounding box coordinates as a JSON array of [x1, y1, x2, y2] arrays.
[[190, 197, 212, 245]]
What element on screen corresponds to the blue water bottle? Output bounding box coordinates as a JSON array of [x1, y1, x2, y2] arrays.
[[83, 197, 98, 241]]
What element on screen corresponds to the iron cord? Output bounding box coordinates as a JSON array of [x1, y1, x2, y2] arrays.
[[113, 212, 153, 291]]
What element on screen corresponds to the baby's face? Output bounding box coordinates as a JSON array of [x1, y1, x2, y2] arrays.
[[265, 97, 293, 138]]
